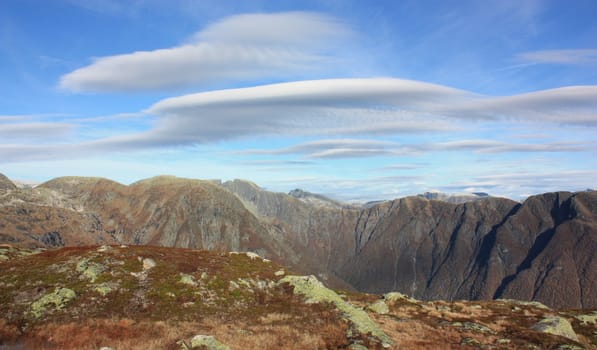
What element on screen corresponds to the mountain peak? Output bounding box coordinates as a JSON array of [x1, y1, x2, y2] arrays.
[[288, 188, 350, 209]]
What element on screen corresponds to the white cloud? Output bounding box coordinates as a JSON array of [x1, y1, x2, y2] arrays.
[[59, 12, 354, 92], [438, 86, 597, 125], [0, 122, 73, 139], [518, 49, 597, 64], [240, 137, 592, 160], [144, 79, 597, 147], [146, 78, 467, 142], [3, 78, 597, 165]]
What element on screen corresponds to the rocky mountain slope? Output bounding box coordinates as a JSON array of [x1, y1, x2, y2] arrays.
[[287, 188, 356, 209], [0, 173, 595, 309], [1, 245, 595, 350]]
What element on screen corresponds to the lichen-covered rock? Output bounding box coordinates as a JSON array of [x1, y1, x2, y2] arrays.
[[461, 337, 481, 347], [142, 257, 156, 270], [498, 299, 551, 310], [30, 287, 76, 318], [76, 258, 106, 282], [179, 273, 198, 286], [557, 345, 584, 350], [368, 300, 389, 314], [460, 321, 495, 334], [575, 311, 597, 325], [532, 316, 579, 342], [279, 275, 392, 347], [94, 283, 115, 296], [97, 245, 111, 252], [384, 291, 418, 304], [188, 335, 230, 350]]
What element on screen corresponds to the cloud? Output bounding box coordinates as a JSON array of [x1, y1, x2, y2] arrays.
[[438, 140, 590, 153], [240, 138, 592, 160], [146, 78, 467, 143], [0, 122, 73, 139], [145, 78, 597, 147], [440, 86, 597, 125], [59, 12, 353, 92], [518, 49, 597, 64], [3, 78, 597, 163], [442, 170, 597, 198]]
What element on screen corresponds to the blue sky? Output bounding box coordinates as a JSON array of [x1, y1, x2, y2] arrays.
[[1, 0, 596, 201]]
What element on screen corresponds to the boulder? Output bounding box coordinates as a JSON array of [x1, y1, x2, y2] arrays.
[[188, 335, 230, 350], [532, 317, 579, 342]]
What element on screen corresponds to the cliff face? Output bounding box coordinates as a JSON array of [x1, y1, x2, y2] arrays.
[[1, 173, 596, 308], [336, 192, 597, 309]]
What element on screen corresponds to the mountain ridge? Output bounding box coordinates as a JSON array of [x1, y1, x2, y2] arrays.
[[0, 173, 595, 309]]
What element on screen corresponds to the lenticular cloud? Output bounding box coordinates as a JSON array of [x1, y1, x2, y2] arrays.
[[59, 12, 353, 92]]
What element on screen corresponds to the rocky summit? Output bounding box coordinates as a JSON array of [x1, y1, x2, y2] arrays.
[[0, 173, 596, 312], [1, 245, 596, 349]]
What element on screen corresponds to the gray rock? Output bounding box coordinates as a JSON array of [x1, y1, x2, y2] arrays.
[[531, 317, 579, 342], [188, 335, 230, 350]]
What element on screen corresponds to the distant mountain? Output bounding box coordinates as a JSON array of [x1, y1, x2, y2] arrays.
[[417, 190, 491, 204], [1, 173, 595, 309], [288, 188, 357, 209]]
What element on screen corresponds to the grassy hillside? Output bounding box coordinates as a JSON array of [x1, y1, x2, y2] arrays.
[[0, 245, 595, 349]]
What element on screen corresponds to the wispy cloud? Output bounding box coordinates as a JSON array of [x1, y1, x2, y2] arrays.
[[59, 12, 354, 92], [518, 49, 597, 65], [0, 122, 74, 139], [241, 138, 592, 160]]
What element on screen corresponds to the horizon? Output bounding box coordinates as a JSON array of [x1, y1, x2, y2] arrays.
[[3, 172, 594, 204], [1, 1, 596, 202]]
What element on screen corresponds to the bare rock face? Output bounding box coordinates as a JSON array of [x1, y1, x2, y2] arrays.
[[338, 191, 597, 309], [336, 196, 520, 300]]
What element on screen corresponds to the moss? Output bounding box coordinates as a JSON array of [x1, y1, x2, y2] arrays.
[[279, 275, 392, 346], [30, 287, 76, 318]]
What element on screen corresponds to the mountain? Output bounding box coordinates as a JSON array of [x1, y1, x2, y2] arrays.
[[1, 245, 595, 349], [288, 188, 356, 209], [1, 173, 596, 309], [336, 192, 597, 309]]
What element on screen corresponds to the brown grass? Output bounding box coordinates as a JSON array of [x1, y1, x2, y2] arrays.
[[2, 314, 351, 350]]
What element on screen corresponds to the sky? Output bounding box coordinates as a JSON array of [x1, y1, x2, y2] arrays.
[[1, 0, 596, 202]]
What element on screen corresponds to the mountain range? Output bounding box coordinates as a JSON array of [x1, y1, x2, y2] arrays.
[[0, 173, 595, 309]]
